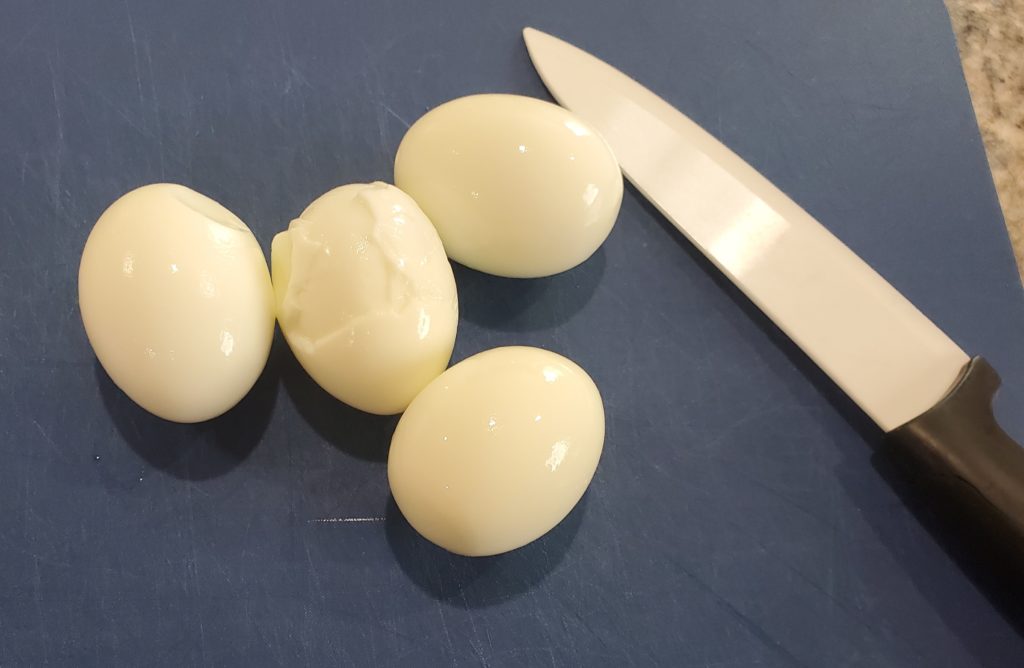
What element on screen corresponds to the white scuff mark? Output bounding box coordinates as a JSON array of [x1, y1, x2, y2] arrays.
[[545, 439, 570, 472], [309, 517, 385, 524]]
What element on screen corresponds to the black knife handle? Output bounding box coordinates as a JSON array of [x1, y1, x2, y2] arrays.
[[887, 357, 1024, 560]]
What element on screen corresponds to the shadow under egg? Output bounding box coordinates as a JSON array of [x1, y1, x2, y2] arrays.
[[452, 246, 606, 333], [95, 335, 282, 481], [384, 493, 588, 609], [277, 337, 400, 463]]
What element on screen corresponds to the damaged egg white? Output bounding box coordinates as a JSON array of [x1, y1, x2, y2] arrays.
[[271, 182, 458, 415]]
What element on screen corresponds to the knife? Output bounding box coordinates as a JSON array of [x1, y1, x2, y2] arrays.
[[523, 27, 1024, 558]]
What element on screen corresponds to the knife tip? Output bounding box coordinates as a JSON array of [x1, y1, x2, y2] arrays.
[[522, 26, 545, 44]]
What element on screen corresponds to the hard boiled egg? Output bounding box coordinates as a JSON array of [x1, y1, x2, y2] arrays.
[[388, 346, 604, 556], [394, 94, 623, 278], [78, 184, 275, 423], [272, 182, 458, 415]]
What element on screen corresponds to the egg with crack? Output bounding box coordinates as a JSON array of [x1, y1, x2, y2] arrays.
[[271, 182, 458, 415]]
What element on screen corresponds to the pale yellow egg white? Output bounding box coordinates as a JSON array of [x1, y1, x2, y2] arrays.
[[388, 346, 604, 556], [395, 94, 623, 278], [272, 182, 458, 415], [78, 184, 275, 423]]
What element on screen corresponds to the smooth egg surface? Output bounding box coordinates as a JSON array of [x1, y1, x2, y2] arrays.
[[394, 94, 622, 278], [388, 346, 604, 556], [272, 182, 458, 415], [78, 183, 275, 423]]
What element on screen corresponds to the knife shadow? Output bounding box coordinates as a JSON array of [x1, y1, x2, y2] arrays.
[[628, 182, 879, 443], [384, 494, 586, 609], [629, 184, 1024, 652]]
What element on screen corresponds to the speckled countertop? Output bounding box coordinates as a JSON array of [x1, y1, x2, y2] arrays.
[[945, 0, 1024, 277]]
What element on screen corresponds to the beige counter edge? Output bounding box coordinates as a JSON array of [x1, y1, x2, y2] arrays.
[[945, 0, 1024, 279]]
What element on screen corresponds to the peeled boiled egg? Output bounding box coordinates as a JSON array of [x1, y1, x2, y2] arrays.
[[394, 94, 623, 278], [388, 346, 604, 556], [272, 182, 458, 415], [78, 183, 275, 423]]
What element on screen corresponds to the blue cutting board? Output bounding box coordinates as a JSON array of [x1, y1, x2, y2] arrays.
[[3, 0, 1023, 665]]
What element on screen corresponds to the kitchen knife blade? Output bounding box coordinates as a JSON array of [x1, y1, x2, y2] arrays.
[[523, 27, 1024, 554]]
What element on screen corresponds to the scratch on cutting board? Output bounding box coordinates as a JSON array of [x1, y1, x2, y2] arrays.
[[309, 517, 385, 524], [381, 103, 411, 129], [47, 55, 64, 211], [123, 0, 144, 104], [32, 419, 59, 452]]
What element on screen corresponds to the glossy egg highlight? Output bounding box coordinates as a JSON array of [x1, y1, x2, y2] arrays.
[[395, 94, 622, 278], [388, 346, 604, 556], [78, 183, 275, 423]]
